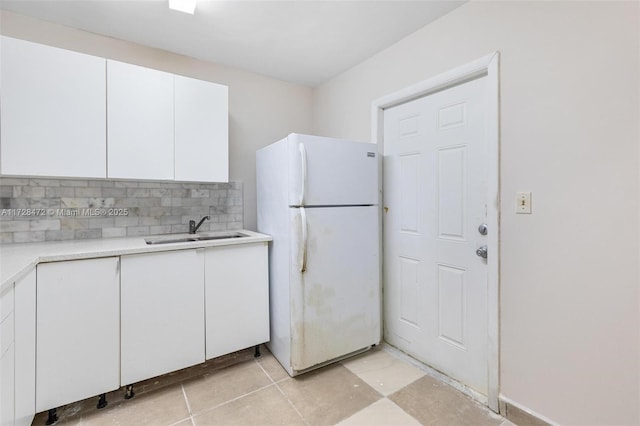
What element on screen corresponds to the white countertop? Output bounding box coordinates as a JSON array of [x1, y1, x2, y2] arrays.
[[0, 229, 272, 290]]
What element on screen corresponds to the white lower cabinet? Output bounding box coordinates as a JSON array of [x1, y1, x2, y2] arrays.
[[205, 242, 269, 359], [14, 269, 36, 426], [120, 250, 205, 385], [2, 241, 269, 419], [1, 268, 37, 426], [1, 342, 14, 426], [36, 258, 120, 412]]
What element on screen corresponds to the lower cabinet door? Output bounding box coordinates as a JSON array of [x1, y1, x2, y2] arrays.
[[205, 243, 269, 359], [14, 269, 36, 426], [120, 249, 205, 385], [36, 258, 120, 412], [1, 342, 15, 426]]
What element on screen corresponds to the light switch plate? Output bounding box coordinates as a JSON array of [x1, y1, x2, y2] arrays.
[[516, 191, 531, 214]]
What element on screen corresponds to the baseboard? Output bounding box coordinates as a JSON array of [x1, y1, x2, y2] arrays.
[[499, 395, 558, 426]]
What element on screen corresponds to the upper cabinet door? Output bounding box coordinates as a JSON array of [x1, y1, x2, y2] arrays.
[[174, 75, 228, 182], [0, 36, 106, 178], [107, 60, 174, 180]]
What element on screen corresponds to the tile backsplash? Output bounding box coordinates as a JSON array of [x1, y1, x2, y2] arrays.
[[0, 177, 243, 244]]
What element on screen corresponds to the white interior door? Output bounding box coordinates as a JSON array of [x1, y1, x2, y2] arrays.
[[383, 76, 489, 394]]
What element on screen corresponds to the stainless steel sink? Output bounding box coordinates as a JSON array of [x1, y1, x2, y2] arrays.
[[145, 232, 247, 245], [193, 234, 245, 241], [145, 237, 198, 245]]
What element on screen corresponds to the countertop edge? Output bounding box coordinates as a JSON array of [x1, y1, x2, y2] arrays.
[[0, 230, 272, 291]]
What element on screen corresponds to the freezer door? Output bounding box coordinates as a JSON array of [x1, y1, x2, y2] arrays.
[[288, 134, 378, 207], [289, 205, 380, 372]]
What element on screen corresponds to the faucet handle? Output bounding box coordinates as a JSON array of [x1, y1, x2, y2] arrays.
[[190, 216, 210, 234]]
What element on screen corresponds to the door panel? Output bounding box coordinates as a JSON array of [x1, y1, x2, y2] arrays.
[[383, 76, 488, 394], [438, 146, 466, 240], [400, 153, 420, 233], [289, 206, 380, 371]]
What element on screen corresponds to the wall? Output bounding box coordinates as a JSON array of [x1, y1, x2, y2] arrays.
[[0, 10, 313, 231], [312, 2, 640, 425], [0, 177, 242, 243]]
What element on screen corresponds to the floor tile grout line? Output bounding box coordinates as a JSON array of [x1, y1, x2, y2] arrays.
[[384, 396, 425, 426], [336, 396, 392, 425], [382, 343, 491, 407], [188, 381, 278, 418], [274, 376, 290, 384], [254, 358, 309, 426], [255, 356, 277, 384], [168, 415, 192, 426], [178, 354, 283, 421], [180, 382, 197, 426], [272, 380, 310, 426], [181, 383, 194, 415], [381, 344, 507, 424]]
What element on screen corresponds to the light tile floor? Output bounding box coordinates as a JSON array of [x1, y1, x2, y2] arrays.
[[32, 346, 514, 426]]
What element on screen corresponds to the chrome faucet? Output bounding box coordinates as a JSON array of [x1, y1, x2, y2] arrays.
[[189, 216, 210, 234]]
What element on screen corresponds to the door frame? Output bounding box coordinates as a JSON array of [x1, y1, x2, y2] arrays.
[[371, 52, 500, 412]]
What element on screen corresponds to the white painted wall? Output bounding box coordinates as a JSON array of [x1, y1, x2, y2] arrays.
[[312, 2, 640, 425], [0, 10, 313, 231]]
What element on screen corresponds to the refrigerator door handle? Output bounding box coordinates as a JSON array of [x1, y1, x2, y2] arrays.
[[300, 207, 308, 273], [299, 143, 307, 205]]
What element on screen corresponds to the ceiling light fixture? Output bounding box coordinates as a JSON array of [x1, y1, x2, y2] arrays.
[[169, 0, 197, 15]]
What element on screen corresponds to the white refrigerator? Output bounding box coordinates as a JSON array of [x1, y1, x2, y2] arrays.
[[256, 133, 380, 376]]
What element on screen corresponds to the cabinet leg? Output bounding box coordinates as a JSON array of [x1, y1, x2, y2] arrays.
[[97, 393, 108, 409], [254, 345, 261, 358], [124, 384, 135, 400], [46, 408, 58, 425]]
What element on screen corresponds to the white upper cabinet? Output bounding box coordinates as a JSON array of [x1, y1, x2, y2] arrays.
[[107, 60, 174, 180], [175, 75, 229, 182], [1, 37, 229, 182], [0, 36, 106, 178]]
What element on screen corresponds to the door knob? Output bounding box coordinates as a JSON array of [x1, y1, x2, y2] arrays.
[[478, 223, 488, 235], [476, 245, 488, 259]]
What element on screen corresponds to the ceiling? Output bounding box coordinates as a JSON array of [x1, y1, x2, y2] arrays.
[[0, 0, 465, 87]]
